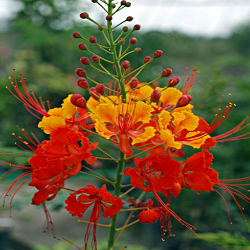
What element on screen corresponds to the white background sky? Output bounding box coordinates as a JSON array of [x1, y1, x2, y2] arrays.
[[1, 0, 250, 37]]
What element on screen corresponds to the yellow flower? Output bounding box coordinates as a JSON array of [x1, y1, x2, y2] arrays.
[[38, 95, 77, 134], [93, 101, 156, 153]]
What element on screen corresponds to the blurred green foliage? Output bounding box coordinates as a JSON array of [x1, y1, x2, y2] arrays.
[[1, 1, 250, 250]]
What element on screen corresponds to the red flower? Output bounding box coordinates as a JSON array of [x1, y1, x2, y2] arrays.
[[124, 155, 195, 238], [181, 150, 219, 192], [65, 185, 124, 250], [29, 127, 98, 205], [124, 155, 181, 195]]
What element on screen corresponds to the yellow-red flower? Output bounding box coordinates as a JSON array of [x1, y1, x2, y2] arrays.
[[93, 101, 156, 153]]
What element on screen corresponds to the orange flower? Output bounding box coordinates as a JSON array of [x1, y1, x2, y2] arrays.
[[93, 101, 156, 153], [38, 95, 92, 134]]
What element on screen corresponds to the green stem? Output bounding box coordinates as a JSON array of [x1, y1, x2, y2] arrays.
[[106, 2, 128, 249], [106, 2, 126, 102], [107, 151, 125, 250]]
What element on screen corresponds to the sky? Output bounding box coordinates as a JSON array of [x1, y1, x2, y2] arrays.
[[1, 0, 250, 37]]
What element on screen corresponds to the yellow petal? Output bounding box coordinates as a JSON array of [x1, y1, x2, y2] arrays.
[[95, 121, 117, 139], [158, 87, 182, 106], [132, 101, 153, 125], [184, 131, 211, 149], [94, 102, 118, 125], [160, 130, 182, 149], [48, 107, 63, 117], [172, 110, 199, 133], [158, 110, 171, 130], [132, 126, 156, 145], [61, 94, 77, 119], [38, 116, 65, 134], [127, 84, 153, 102]]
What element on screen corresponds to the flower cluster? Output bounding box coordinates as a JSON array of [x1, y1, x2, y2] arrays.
[[1, 1, 250, 250]]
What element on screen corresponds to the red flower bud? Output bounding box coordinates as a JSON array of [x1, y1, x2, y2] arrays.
[[126, 2, 131, 7], [113, 65, 116, 71], [121, 0, 126, 5], [133, 24, 141, 30], [70, 94, 86, 108], [80, 57, 90, 65], [91, 55, 100, 64], [121, 60, 130, 69], [78, 43, 87, 50], [90, 87, 100, 100], [126, 16, 133, 21], [129, 78, 138, 88], [154, 50, 163, 58], [98, 25, 104, 31], [176, 95, 192, 107], [72, 32, 81, 38], [143, 56, 151, 64], [117, 87, 121, 92], [162, 68, 172, 77], [77, 78, 89, 89], [96, 83, 105, 94], [89, 36, 97, 43], [118, 38, 125, 45], [80, 12, 89, 19], [123, 26, 129, 32], [135, 47, 141, 53], [106, 15, 113, 21], [129, 37, 137, 45], [151, 90, 161, 102], [168, 76, 180, 87], [75, 68, 87, 77]]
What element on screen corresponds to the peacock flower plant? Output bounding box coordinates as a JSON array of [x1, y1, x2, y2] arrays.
[[1, 0, 250, 250]]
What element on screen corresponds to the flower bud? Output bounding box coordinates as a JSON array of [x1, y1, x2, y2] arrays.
[[111, 3, 116, 8], [113, 65, 116, 71], [92, 0, 98, 2], [117, 87, 121, 92], [135, 47, 141, 53], [126, 16, 133, 21], [121, 0, 126, 5], [151, 90, 161, 102], [121, 60, 130, 69], [143, 56, 151, 64], [72, 32, 81, 38], [129, 37, 137, 45], [80, 12, 89, 19], [77, 78, 89, 89], [162, 68, 172, 77], [78, 43, 87, 50], [98, 25, 104, 31], [90, 87, 100, 100], [153, 50, 163, 58], [126, 2, 131, 7], [89, 36, 97, 43], [80, 57, 90, 65], [70, 94, 86, 108], [133, 24, 141, 30], [129, 78, 138, 88], [106, 15, 113, 21], [123, 26, 129, 32], [96, 83, 105, 94], [168, 76, 179, 87], [118, 38, 125, 45], [176, 95, 192, 107], [91, 55, 100, 64], [75, 68, 87, 77]]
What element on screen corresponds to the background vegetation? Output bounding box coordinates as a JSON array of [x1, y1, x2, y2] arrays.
[[1, 0, 250, 249]]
